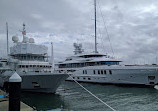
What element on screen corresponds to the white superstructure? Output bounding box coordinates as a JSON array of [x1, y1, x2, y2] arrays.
[[0, 24, 68, 93]]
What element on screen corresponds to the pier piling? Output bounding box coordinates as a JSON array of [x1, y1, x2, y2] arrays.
[[9, 72, 22, 111]]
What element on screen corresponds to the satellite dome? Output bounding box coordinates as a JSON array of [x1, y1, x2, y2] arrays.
[[23, 37, 29, 43], [29, 38, 35, 43], [12, 36, 19, 43]]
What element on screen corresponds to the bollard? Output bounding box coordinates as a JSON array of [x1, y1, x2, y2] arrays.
[[9, 72, 22, 111]]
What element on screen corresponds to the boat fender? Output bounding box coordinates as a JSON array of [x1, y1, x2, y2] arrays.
[[154, 85, 158, 90]]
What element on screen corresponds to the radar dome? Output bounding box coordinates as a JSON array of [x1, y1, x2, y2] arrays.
[[12, 36, 19, 43], [29, 38, 35, 43], [23, 37, 29, 43]]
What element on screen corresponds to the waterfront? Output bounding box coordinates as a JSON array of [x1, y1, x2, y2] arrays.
[[21, 81, 158, 111]]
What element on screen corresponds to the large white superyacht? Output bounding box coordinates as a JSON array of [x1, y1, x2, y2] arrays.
[[55, 0, 158, 86], [0, 24, 68, 93], [56, 43, 158, 86]]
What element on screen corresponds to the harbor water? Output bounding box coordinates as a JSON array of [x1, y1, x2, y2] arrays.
[[21, 81, 158, 111]]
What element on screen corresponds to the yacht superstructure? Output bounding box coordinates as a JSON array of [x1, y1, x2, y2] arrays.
[[0, 24, 68, 93]]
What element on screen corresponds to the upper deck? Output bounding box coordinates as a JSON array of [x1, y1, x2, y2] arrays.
[[56, 52, 121, 68]]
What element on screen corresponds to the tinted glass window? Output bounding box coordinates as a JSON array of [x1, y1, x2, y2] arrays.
[[109, 70, 112, 74], [101, 70, 103, 74]]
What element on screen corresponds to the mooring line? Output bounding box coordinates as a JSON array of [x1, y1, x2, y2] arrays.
[[67, 73, 116, 111]]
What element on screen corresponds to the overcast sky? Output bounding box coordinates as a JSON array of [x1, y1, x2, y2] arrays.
[[1, 0, 158, 64]]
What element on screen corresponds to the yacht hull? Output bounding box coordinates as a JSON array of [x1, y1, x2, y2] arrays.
[[0, 71, 68, 93], [21, 74, 68, 93], [60, 66, 158, 86]]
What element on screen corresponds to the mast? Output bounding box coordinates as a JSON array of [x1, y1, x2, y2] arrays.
[[51, 42, 54, 70], [94, 0, 97, 53], [6, 22, 9, 55], [22, 23, 26, 42]]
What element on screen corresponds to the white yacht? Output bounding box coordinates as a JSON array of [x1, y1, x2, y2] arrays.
[[55, 43, 158, 86], [0, 24, 68, 93], [55, 0, 158, 86]]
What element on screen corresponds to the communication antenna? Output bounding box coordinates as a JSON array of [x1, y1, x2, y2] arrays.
[[20, 23, 26, 42]]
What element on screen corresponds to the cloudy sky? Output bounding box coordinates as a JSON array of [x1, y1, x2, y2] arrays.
[[1, 0, 158, 64]]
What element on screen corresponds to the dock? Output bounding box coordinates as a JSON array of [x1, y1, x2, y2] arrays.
[[0, 89, 34, 111]]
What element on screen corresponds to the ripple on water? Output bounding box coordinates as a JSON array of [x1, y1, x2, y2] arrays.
[[22, 82, 158, 111]]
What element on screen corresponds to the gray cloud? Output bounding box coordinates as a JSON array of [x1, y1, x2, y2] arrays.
[[0, 0, 158, 64]]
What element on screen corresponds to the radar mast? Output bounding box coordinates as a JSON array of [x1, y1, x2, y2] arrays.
[[22, 23, 26, 42]]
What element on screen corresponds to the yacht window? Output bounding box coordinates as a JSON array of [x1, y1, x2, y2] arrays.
[[85, 70, 87, 74], [23, 56, 26, 60], [101, 70, 103, 74], [83, 70, 84, 74], [88, 78, 91, 80], [98, 70, 100, 74], [77, 77, 80, 79], [73, 77, 75, 79], [109, 70, 112, 74], [104, 70, 106, 74], [80, 55, 104, 58], [83, 77, 86, 80], [66, 58, 72, 61], [106, 62, 110, 65], [0, 63, 2, 67], [93, 70, 95, 74]]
